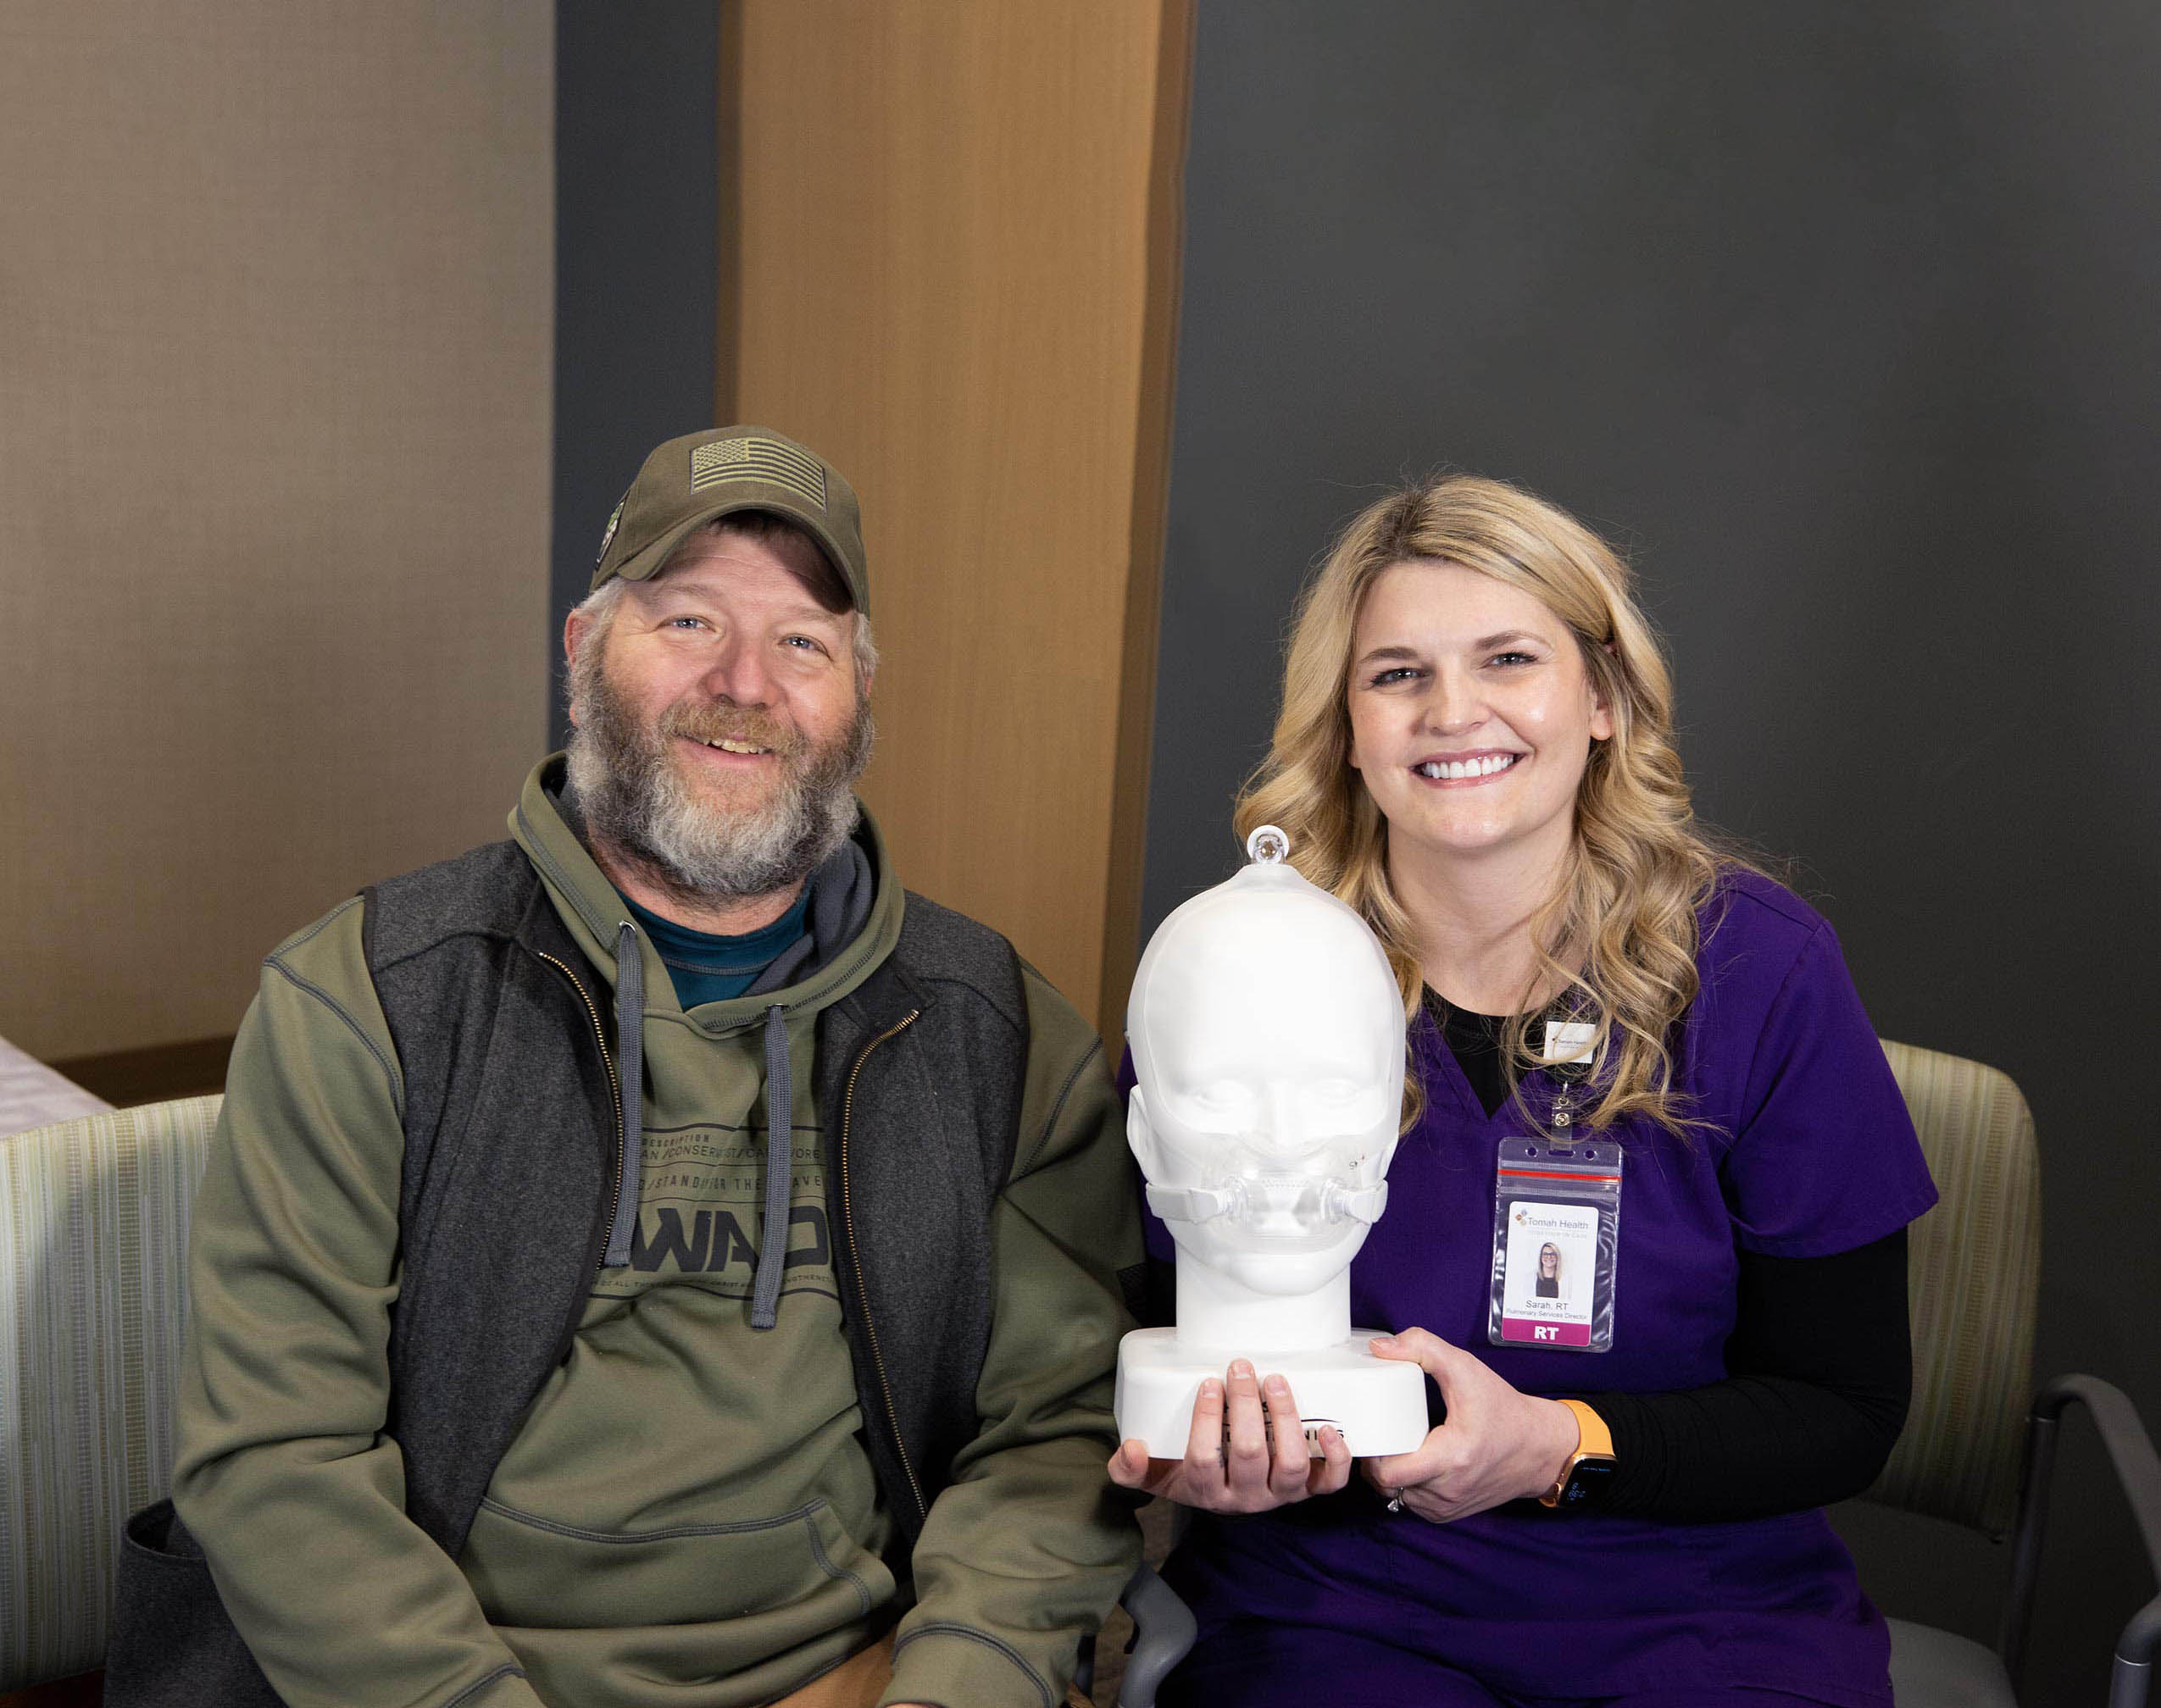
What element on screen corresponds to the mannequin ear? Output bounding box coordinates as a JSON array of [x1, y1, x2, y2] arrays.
[[1125, 1085, 1164, 1179]]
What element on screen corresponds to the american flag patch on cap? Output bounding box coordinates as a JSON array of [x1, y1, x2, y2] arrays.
[[691, 435, 828, 512]]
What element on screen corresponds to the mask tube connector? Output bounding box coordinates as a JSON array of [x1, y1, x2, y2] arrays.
[[1322, 1181, 1389, 1224], [1146, 1180, 1247, 1224]]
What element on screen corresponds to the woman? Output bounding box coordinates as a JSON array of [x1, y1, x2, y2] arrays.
[[1109, 474, 1935, 1707]]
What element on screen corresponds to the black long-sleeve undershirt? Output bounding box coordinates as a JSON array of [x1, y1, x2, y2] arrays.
[[1433, 995, 1912, 1522], [1590, 1231, 1910, 1519]]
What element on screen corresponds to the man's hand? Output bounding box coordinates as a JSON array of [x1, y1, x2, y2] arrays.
[[1358, 1328, 1580, 1522], [1106, 1358, 1352, 1512]]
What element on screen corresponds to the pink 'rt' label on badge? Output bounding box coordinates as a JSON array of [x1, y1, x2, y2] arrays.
[[1501, 1317, 1592, 1347]]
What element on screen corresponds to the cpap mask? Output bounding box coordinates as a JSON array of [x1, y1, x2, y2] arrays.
[[1145, 1169, 1387, 1228]]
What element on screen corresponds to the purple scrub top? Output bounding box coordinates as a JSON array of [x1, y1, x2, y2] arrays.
[[1137, 872, 1937, 1707]]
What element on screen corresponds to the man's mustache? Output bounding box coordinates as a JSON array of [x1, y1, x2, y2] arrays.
[[658, 702, 807, 759]]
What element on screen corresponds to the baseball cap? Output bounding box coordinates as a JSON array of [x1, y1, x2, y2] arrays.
[[590, 426, 869, 612]]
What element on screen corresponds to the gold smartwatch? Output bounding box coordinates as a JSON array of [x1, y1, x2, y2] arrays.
[[1541, 1398, 1617, 1510]]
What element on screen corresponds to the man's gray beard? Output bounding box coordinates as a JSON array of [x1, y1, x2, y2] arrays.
[[564, 661, 874, 904]]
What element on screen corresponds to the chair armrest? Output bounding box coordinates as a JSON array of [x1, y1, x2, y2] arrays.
[[1117, 1561, 1197, 1708], [2004, 1375, 2161, 1706]]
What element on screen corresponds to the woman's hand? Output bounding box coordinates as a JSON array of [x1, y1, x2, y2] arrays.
[[1360, 1328, 1581, 1522], [1107, 1358, 1353, 1512]]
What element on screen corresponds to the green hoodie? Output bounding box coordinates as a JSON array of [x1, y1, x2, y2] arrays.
[[173, 760, 1143, 1708]]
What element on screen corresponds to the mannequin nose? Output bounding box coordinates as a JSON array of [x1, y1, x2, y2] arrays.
[[1247, 1086, 1311, 1158]]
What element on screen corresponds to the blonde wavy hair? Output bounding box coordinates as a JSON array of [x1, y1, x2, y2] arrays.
[[1236, 474, 1733, 1134]]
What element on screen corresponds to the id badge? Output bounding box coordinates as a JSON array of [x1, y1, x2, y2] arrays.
[[1487, 1137, 1621, 1352]]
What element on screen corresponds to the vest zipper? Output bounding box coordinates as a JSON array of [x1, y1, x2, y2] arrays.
[[536, 951, 625, 1268], [839, 1008, 927, 1528]]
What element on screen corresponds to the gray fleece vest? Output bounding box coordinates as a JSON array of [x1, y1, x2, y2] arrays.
[[105, 840, 1026, 1707]]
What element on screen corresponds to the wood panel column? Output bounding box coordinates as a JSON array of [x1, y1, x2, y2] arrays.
[[724, 0, 1192, 1040]]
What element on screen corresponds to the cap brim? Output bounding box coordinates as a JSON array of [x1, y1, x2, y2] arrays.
[[598, 489, 866, 613]]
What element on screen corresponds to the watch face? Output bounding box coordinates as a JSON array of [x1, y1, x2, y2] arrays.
[[1557, 1458, 1619, 1509]]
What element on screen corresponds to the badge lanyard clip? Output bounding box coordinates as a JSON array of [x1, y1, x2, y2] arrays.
[[1542, 1018, 1597, 1133]]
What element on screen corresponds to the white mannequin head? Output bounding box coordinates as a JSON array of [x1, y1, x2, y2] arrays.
[[1127, 829, 1405, 1300]]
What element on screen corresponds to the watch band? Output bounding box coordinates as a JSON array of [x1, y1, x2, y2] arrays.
[[1541, 1398, 1616, 1508]]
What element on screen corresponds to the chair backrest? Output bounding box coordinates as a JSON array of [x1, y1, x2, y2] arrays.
[[1864, 1041, 2041, 1540], [0, 1095, 223, 1689]]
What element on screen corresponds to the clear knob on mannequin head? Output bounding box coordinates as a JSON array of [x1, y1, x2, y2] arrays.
[[1246, 824, 1290, 866]]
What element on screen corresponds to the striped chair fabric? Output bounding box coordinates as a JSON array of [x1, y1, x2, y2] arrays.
[[1867, 1040, 2042, 1540], [0, 1095, 222, 1689]]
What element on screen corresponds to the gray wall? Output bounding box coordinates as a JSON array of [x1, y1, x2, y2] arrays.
[[1143, 4, 2161, 1698], [550, 1, 720, 748]]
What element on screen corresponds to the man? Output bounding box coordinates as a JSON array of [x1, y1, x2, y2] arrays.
[[119, 429, 1143, 1708]]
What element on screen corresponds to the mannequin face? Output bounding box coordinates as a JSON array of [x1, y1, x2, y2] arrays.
[[1129, 871, 1404, 1296]]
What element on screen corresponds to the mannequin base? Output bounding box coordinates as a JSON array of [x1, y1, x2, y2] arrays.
[[1114, 1327, 1430, 1458]]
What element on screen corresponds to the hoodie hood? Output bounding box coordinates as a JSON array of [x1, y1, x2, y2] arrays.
[[510, 753, 905, 1327]]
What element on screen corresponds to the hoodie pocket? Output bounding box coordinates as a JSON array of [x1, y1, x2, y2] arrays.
[[104, 1500, 284, 1708], [459, 1493, 894, 1633]]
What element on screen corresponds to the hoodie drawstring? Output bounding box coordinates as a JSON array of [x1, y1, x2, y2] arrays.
[[603, 922, 644, 1267], [750, 1003, 792, 1330]]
